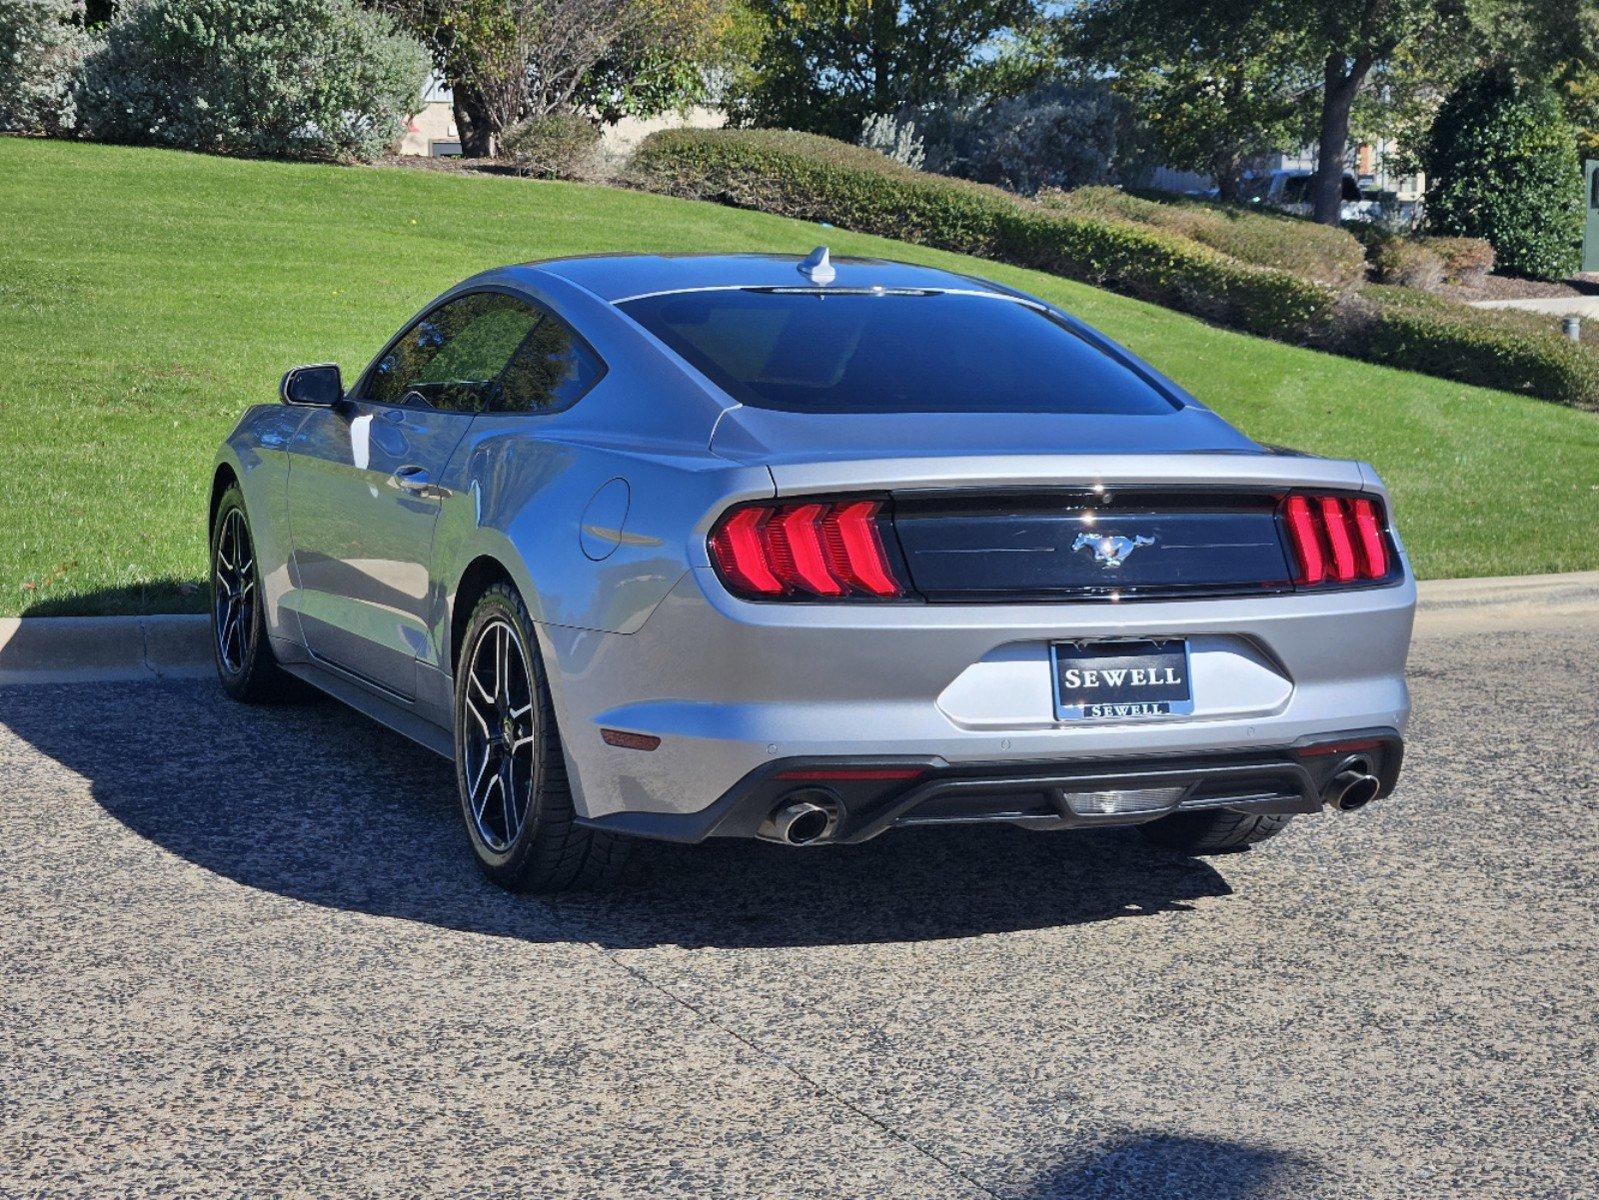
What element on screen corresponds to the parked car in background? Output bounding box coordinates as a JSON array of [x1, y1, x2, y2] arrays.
[[209, 250, 1414, 891], [1243, 169, 1382, 221]]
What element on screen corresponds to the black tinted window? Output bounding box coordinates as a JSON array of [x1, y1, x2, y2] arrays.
[[497, 313, 605, 412], [619, 290, 1175, 415], [367, 292, 539, 411]]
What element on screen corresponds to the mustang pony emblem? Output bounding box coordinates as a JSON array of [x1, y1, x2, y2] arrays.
[[1073, 532, 1156, 569]]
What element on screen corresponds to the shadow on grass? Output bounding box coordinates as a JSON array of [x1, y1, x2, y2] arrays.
[[17, 578, 208, 617], [0, 675, 1237, 951]]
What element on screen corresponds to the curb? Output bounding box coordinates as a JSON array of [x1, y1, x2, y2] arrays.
[[1, 572, 1597, 685], [1412, 571, 1599, 637], [0, 615, 211, 686]]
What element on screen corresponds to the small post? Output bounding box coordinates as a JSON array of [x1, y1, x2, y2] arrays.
[[1563, 316, 1582, 342]]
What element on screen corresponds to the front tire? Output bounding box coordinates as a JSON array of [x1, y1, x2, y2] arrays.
[[1138, 810, 1293, 854], [453, 583, 628, 892], [211, 486, 296, 703]]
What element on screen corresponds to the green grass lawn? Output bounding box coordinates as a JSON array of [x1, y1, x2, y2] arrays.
[[2, 138, 1596, 616]]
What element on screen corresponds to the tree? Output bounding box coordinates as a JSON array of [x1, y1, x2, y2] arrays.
[[1075, 5, 1314, 201], [727, 0, 1035, 141], [1423, 65, 1582, 278], [381, 0, 732, 156], [1071, 0, 1470, 224]]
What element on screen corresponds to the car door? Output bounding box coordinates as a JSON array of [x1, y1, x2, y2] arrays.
[[286, 290, 544, 699]]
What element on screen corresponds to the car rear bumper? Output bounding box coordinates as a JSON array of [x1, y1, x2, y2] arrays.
[[579, 731, 1404, 844], [540, 565, 1415, 835]]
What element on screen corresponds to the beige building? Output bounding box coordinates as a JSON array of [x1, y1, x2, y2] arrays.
[[397, 76, 723, 159]]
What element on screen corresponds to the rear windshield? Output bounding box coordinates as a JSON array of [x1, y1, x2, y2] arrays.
[[618, 289, 1178, 415]]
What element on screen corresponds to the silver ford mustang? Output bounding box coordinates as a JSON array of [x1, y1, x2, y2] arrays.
[[210, 250, 1413, 891]]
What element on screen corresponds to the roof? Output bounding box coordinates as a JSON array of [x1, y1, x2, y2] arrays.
[[526, 252, 1010, 305]]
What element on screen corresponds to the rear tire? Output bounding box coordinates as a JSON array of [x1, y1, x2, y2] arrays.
[[1138, 810, 1292, 854], [211, 485, 298, 703], [453, 582, 628, 892]]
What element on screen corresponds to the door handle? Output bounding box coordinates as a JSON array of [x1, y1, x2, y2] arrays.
[[388, 464, 443, 498]]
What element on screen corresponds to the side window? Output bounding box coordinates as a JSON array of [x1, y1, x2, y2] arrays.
[[496, 312, 606, 413], [365, 292, 540, 412]]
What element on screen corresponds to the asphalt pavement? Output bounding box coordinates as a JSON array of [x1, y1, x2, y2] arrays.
[[1, 611, 1595, 1199]]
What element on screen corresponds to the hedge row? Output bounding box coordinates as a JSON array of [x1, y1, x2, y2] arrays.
[[627, 128, 1342, 342], [1348, 286, 1599, 410], [626, 128, 1597, 410], [1041, 185, 1368, 289]]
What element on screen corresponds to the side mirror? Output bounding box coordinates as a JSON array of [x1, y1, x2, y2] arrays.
[[280, 363, 343, 407]]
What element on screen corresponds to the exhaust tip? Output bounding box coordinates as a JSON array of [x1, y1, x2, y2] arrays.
[[1324, 762, 1381, 812], [760, 789, 841, 845]]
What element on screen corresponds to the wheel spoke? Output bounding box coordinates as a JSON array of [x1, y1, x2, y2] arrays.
[[469, 749, 496, 820], [463, 694, 492, 739], [469, 667, 494, 707], [499, 757, 519, 840]]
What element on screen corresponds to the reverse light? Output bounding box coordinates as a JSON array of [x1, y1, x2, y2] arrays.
[[709, 498, 905, 600], [1281, 493, 1394, 588]]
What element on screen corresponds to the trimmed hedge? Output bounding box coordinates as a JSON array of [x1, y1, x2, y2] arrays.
[[1368, 238, 1445, 291], [1041, 186, 1368, 288], [1419, 235, 1495, 284], [1345, 286, 1599, 410], [627, 128, 1341, 341], [626, 127, 1597, 409]]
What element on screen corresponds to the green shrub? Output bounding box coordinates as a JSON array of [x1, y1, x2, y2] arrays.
[[1419, 235, 1495, 284], [626, 127, 1597, 409], [1041, 186, 1368, 288], [627, 128, 1341, 341], [77, 0, 428, 163], [1340, 286, 1599, 410], [1368, 238, 1444, 291], [0, 0, 93, 135], [1423, 67, 1583, 280], [501, 112, 602, 180]]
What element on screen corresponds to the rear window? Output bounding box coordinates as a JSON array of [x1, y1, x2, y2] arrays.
[[618, 290, 1177, 416]]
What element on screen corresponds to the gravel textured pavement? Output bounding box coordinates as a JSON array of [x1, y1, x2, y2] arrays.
[[1, 616, 1595, 1199]]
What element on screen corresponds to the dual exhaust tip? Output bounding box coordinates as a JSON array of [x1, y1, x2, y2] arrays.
[[1323, 759, 1381, 811], [760, 788, 841, 846]]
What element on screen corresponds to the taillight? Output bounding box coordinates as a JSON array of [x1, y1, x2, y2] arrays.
[[709, 498, 904, 600], [1281, 493, 1392, 586]]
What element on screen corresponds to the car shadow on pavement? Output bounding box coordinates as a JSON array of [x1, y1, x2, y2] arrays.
[[2, 679, 1236, 950], [1023, 1132, 1304, 1200]]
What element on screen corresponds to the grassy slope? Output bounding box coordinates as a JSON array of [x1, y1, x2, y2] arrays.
[[2, 138, 1596, 616]]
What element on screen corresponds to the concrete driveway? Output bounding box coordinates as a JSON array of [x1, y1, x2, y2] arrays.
[[2, 607, 1595, 1198]]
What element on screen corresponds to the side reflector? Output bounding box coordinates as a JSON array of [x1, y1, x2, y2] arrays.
[[708, 497, 906, 600], [601, 728, 661, 751]]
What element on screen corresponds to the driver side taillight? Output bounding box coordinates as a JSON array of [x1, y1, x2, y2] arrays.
[[709, 498, 905, 600]]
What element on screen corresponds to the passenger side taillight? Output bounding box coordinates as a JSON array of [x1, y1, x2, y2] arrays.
[[709, 498, 905, 600], [1281, 494, 1392, 586]]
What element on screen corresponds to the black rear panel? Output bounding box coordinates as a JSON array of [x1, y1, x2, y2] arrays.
[[890, 490, 1296, 601]]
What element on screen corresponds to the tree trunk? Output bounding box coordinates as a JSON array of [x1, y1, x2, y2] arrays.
[[452, 83, 497, 158], [1312, 53, 1367, 226]]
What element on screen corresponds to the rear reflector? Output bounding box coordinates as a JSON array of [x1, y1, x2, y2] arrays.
[[1281, 493, 1393, 588], [1294, 738, 1384, 758], [710, 498, 904, 600], [774, 767, 926, 782]]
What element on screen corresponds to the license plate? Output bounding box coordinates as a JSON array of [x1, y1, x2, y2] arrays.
[[1052, 639, 1193, 721]]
